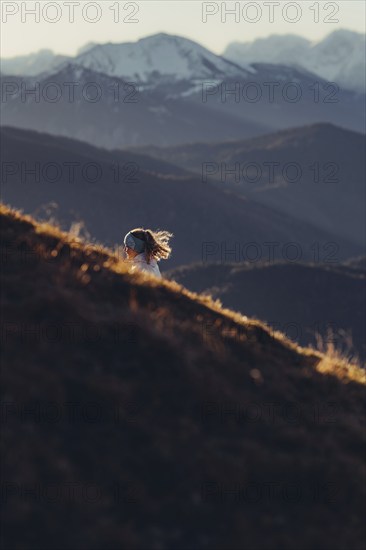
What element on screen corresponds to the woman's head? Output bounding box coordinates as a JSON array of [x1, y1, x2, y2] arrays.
[[123, 228, 173, 263]]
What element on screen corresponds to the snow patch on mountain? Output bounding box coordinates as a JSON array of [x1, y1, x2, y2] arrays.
[[225, 35, 310, 66]]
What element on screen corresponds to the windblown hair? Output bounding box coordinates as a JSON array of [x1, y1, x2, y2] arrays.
[[130, 228, 173, 263]]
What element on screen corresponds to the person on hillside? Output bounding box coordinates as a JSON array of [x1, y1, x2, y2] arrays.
[[123, 228, 173, 278]]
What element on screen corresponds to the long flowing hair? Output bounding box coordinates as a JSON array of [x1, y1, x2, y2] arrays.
[[130, 228, 173, 263]]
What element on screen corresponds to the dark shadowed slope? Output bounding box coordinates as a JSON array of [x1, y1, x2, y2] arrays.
[[167, 261, 366, 361], [1, 205, 365, 550], [133, 123, 366, 246], [2, 126, 361, 268]]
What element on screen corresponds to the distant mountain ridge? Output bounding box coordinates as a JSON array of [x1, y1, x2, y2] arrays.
[[70, 33, 255, 85], [133, 123, 366, 248], [3, 30, 364, 91], [2, 125, 361, 268], [224, 30, 366, 93], [1, 62, 364, 148], [0, 48, 70, 77], [0, 63, 271, 147], [0, 33, 253, 86], [1, 32, 364, 147]]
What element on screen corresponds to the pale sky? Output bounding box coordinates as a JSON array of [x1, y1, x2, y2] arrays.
[[1, 0, 365, 58]]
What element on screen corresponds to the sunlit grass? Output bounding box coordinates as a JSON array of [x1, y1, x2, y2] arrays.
[[2, 201, 364, 386]]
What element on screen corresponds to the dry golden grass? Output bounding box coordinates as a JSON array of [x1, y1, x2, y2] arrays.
[[1, 202, 363, 385], [1, 202, 365, 550]]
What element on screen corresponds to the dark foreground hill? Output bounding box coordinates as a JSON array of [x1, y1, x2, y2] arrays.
[[167, 261, 366, 362], [1, 205, 365, 550]]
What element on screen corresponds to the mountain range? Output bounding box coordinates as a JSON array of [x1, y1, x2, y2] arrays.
[[224, 29, 366, 93], [132, 123, 366, 249], [3, 125, 360, 268], [1, 33, 364, 149], [0, 62, 270, 149], [2, 30, 364, 93]]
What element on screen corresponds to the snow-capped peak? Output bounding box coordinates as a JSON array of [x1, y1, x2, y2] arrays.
[[72, 33, 252, 83], [224, 29, 366, 93]]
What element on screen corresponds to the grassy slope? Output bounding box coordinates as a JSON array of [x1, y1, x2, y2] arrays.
[[1, 204, 365, 550], [167, 260, 366, 361]]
